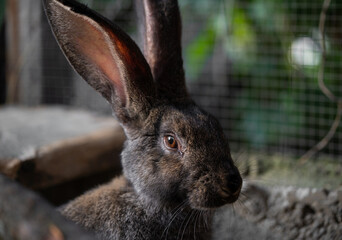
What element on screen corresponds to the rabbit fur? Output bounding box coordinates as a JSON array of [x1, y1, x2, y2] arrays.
[[43, 0, 243, 239]]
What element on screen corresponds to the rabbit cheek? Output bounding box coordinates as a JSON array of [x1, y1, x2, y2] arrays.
[[158, 159, 185, 193]]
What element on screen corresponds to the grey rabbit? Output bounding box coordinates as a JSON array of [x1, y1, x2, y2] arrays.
[[43, 0, 243, 239]]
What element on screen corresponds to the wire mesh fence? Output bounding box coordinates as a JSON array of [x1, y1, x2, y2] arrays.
[[2, 0, 342, 161], [181, 0, 342, 160]]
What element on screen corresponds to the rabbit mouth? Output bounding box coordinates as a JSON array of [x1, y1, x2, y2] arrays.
[[187, 171, 242, 210], [188, 185, 241, 210]]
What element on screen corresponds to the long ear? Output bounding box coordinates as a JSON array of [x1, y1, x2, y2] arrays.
[[43, 0, 156, 123], [138, 0, 189, 100]]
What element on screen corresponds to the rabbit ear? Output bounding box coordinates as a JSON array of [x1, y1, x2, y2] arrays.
[[43, 0, 156, 123], [139, 0, 189, 100]]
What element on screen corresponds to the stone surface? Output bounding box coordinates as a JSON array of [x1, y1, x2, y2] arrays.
[[0, 174, 95, 239], [213, 182, 342, 240]]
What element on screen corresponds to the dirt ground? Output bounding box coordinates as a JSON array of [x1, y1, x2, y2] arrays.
[[213, 183, 342, 240]]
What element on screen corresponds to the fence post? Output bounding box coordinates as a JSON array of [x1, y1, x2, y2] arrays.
[[6, 0, 42, 104]]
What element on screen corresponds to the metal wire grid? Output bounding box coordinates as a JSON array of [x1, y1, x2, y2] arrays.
[[20, 0, 342, 160], [182, 0, 342, 159]]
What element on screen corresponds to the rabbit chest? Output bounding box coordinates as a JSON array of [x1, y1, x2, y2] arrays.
[[60, 176, 212, 240]]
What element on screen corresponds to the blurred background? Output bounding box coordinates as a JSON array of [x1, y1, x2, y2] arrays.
[[1, 2, 341, 238], [0, 0, 341, 164]]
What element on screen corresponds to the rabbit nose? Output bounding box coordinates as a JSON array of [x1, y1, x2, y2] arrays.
[[219, 172, 242, 203]]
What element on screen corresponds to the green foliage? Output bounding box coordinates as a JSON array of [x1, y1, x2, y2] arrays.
[[224, 6, 256, 73], [184, 2, 257, 80], [185, 20, 216, 80], [182, 0, 341, 154]]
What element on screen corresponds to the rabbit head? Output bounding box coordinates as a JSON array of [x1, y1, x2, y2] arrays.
[[43, 0, 242, 210]]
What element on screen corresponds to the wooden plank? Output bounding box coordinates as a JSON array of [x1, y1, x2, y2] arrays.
[[8, 127, 124, 189], [6, 0, 42, 104], [0, 107, 125, 189], [5, 0, 19, 103]]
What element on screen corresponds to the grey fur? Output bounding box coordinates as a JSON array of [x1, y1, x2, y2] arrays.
[[43, 0, 243, 239]]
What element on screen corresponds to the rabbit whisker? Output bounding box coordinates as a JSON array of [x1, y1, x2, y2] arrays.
[[162, 200, 188, 239], [203, 210, 212, 230], [193, 210, 200, 240], [199, 210, 204, 230], [235, 198, 250, 215], [231, 203, 237, 217], [202, 211, 208, 230], [180, 209, 196, 240], [198, 210, 208, 231], [177, 208, 192, 240]]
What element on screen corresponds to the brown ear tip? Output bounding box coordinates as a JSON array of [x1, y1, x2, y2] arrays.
[[42, 0, 61, 14]]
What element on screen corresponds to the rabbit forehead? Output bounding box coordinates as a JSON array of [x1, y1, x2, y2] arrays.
[[160, 105, 229, 152]]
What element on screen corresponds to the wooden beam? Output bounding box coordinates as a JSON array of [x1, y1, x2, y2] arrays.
[[6, 0, 42, 104], [0, 107, 126, 190], [5, 0, 19, 103]]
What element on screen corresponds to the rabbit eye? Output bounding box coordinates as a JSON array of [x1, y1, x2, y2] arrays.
[[164, 135, 178, 150]]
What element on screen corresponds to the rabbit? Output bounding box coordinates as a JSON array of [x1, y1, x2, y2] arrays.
[[42, 0, 243, 239]]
